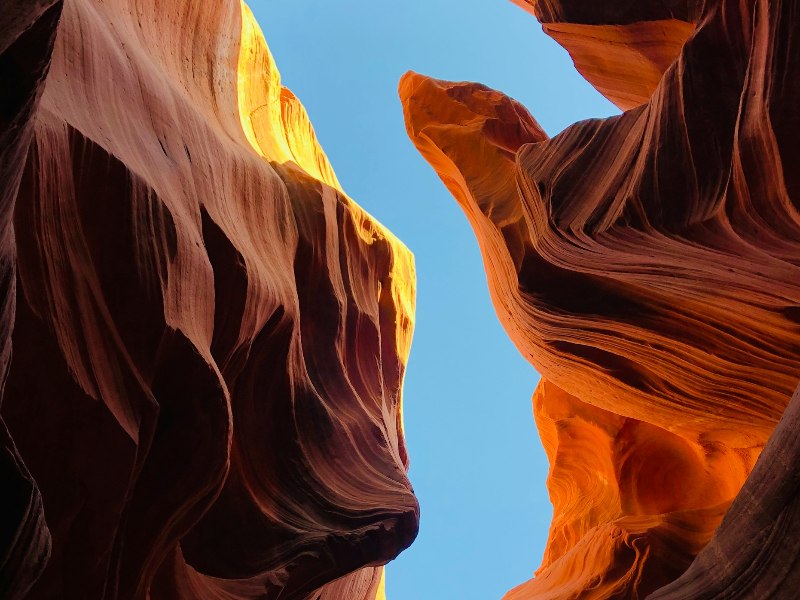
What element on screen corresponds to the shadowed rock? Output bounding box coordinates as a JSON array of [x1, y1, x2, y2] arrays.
[[0, 1, 417, 598], [0, 3, 62, 597], [400, 0, 800, 596]]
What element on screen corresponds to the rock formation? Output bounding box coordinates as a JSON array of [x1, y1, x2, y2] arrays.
[[647, 382, 800, 599], [0, 1, 417, 598], [0, 3, 62, 597], [401, 0, 800, 597]]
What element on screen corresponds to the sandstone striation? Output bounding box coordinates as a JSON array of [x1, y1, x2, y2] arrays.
[[401, 0, 800, 596], [0, 3, 62, 596], [0, 1, 416, 598], [511, 0, 698, 110]]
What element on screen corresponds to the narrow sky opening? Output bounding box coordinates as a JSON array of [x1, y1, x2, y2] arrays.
[[251, 1, 619, 598]]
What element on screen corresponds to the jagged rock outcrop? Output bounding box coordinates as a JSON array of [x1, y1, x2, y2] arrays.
[[401, 0, 800, 597], [0, 1, 417, 598]]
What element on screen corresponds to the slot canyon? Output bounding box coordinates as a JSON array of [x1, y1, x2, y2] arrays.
[[3, 0, 800, 598], [401, 0, 800, 597]]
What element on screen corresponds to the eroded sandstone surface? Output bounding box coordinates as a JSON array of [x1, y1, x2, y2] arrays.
[[1, 1, 417, 598], [401, 0, 800, 597]]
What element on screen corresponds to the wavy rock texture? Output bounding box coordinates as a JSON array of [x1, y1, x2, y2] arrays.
[[647, 382, 800, 599], [524, 381, 755, 599], [510, 0, 699, 110], [0, 0, 417, 598], [0, 2, 62, 596], [401, 0, 800, 596]]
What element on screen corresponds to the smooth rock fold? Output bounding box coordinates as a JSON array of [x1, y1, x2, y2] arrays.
[[1, 1, 418, 598], [401, 0, 800, 596]]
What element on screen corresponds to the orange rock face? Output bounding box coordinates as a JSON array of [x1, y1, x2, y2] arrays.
[[1, 1, 416, 598], [511, 1, 698, 110], [401, 0, 800, 597]]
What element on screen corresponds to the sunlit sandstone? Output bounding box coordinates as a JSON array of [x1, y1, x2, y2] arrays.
[[401, 0, 800, 597], [0, 1, 417, 598]]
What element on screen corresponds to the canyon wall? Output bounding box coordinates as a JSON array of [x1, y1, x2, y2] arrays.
[[0, 1, 417, 598], [401, 0, 800, 597]]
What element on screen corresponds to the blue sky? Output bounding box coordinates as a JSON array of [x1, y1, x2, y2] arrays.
[[252, 2, 618, 598]]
